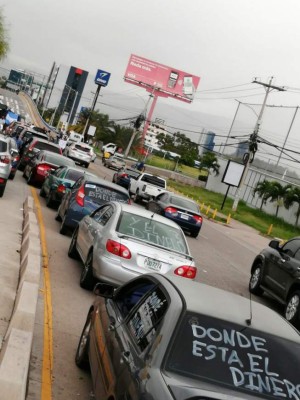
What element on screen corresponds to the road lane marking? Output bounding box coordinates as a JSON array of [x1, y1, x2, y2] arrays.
[[31, 188, 53, 400]]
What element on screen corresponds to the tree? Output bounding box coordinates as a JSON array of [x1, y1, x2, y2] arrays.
[[156, 131, 198, 166], [283, 185, 300, 226], [199, 152, 220, 176], [267, 181, 289, 217], [0, 9, 9, 60], [253, 180, 274, 211]]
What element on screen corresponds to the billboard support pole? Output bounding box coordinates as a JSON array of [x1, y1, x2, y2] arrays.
[[83, 84, 101, 139], [141, 93, 158, 143]]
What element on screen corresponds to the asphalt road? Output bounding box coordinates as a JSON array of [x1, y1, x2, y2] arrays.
[[2, 158, 272, 399]]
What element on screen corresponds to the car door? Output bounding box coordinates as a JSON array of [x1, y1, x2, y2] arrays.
[[91, 278, 169, 400], [77, 205, 113, 261], [60, 176, 84, 216], [265, 238, 300, 299]]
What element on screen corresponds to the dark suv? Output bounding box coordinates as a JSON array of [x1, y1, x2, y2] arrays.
[[18, 138, 62, 171], [249, 237, 300, 327]]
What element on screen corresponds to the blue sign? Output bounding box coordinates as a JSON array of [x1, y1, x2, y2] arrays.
[[94, 69, 111, 87]]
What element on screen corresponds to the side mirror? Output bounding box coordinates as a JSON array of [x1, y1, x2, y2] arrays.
[[93, 282, 115, 298], [269, 239, 281, 250]]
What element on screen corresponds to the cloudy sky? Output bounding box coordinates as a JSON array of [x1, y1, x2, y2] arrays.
[[2, 0, 300, 170]]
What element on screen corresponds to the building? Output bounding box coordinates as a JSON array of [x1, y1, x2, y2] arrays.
[[144, 119, 168, 150]]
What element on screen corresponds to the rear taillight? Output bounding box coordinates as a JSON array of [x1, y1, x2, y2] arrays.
[[75, 185, 85, 207], [174, 266, 197, 279], [57, 184, 67, 194], [37, 164, 52, 175], [165, 207, 178, 215], [13, 155, 20, 162], [121, 173, 128, 178], [106, 239, 131, 259], [193, 215, 203, 224], [0, 178, 5, 184], [0, 155, 10, 164]]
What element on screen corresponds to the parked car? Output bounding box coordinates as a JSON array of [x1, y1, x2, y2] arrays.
[[112, 167, 140, 189], [103, 154, 126, 170], [40, 165, 97, 209], [146, 191, 203, 237], [0, 134, 13, 197], [249, 236, 300, 327], [18, 138, 62, 171], [23, 150, 75, 186], [76, 273, 300, 400], [63, 142, 93, 168], [68, 202, 196, 289], [56, 176, 130, 235]]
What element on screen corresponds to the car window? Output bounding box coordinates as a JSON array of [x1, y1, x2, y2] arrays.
[[74, 144, 91, 153], [126, 286, 168, 352], [141, 174, 166, 188], [55, 167, 65, 178], [84, 183, 129, 205], [35, 142, 61, 153], [157, 193, 168, 201], [170, 196, 200, 213], [72, 177, 84, 190], [65, 169, 84, 181], [281, 239, 300, 257], [117, 211, 189, 254], [91, 205, 113, 225], [0, 141, 7, 152], [165, 313, 300, 399]]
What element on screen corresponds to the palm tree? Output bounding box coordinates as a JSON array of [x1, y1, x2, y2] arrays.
[[0, 9, 9, 60], [283, 185, 300, 226], [267, 182, 289, 217], [253, 180, 273, 210], [199, 152, 220, 176]]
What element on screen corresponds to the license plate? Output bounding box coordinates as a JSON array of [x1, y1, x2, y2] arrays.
[[180, 213, 189, 220], [144, 257, 162, 271]]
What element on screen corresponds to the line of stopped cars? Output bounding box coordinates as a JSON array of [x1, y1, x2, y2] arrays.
[[13, 130, 300, 400]]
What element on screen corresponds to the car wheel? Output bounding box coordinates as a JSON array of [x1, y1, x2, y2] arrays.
[[40, 185, 46, 198], [59, 214, 69, 235], [46, 190, 55, 208], [85, 163, 89, 169], [190, 231, 199, 238], [80, 250, 95, 290], [68, 227, 80, 259], [133, 189, 141, 204], [285, 291, 300, 326], [55, 205, 62, 221], [27, 171, 34, 185], [0, 184, 6, 198], [8, 172, 15, 180], [249, 263, 264, 295], [75, 311, 92, 370]]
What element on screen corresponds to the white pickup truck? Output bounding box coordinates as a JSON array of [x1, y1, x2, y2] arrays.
[[129, 172, 167, 203]]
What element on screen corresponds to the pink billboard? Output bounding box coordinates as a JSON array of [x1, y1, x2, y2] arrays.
[[124, 54, 200, 103]]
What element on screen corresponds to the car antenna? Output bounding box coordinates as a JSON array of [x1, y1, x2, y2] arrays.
[[245, 292, 253, 326]]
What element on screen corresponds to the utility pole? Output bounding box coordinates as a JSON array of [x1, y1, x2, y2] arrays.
[[232, 77, 285, 212], [83, 84, 101, 140]]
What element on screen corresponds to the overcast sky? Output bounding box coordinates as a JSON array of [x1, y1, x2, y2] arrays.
[[2, 0, 300, 170]]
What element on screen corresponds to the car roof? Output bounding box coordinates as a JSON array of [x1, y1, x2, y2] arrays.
[[111, 202, 188, 229], [154, 274, 300, 341], [82, 176, 129, 195], [31, 138, 60, 147]]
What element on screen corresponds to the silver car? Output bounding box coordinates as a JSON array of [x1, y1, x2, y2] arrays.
[[68, 202, 196, 289], [64, 142, 93, 168], [103, 154, 126, 170], [0, 134, 14, 197]]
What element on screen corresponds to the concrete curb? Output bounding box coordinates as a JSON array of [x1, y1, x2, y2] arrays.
[[0, 195, 41, 399]]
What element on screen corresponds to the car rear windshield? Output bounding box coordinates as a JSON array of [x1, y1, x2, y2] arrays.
[[0, 141, 7, 152], [117, 211, 188, 254], [170, 196, 200, 213], [74, 144, 91, 153], [44, 154, 74, 167], [65, 169, 85, 181], [35, 142, 61, 153], [141, 174, 166, 188], [84, 183, 129, 205], [165, 313, 300, 399]]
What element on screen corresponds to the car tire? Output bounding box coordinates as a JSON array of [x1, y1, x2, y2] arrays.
[[55, 205, 62, 221], [68, 227, 80, 259], [80, 250, 95, 290], [133, 189, 141, 204], [0, 183, 6, 198], [85, 163, 89, 169], [285, 290, 300, 326], [190, 231, 199, 238], [59, 214, 69, 235], [75, 311, 92, 370], [8, 172, 15, 180], [46, 191, 55, 208], [40, 185, 46, 198], [27, 171, 34, 185], [249, 263, 264, 295]]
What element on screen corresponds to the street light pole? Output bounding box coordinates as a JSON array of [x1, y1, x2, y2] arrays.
[[232, 77, 285, 212]]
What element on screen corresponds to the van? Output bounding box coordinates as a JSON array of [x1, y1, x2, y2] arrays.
[[102, 142, 117, 155], [67, 131, 84, 145]]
